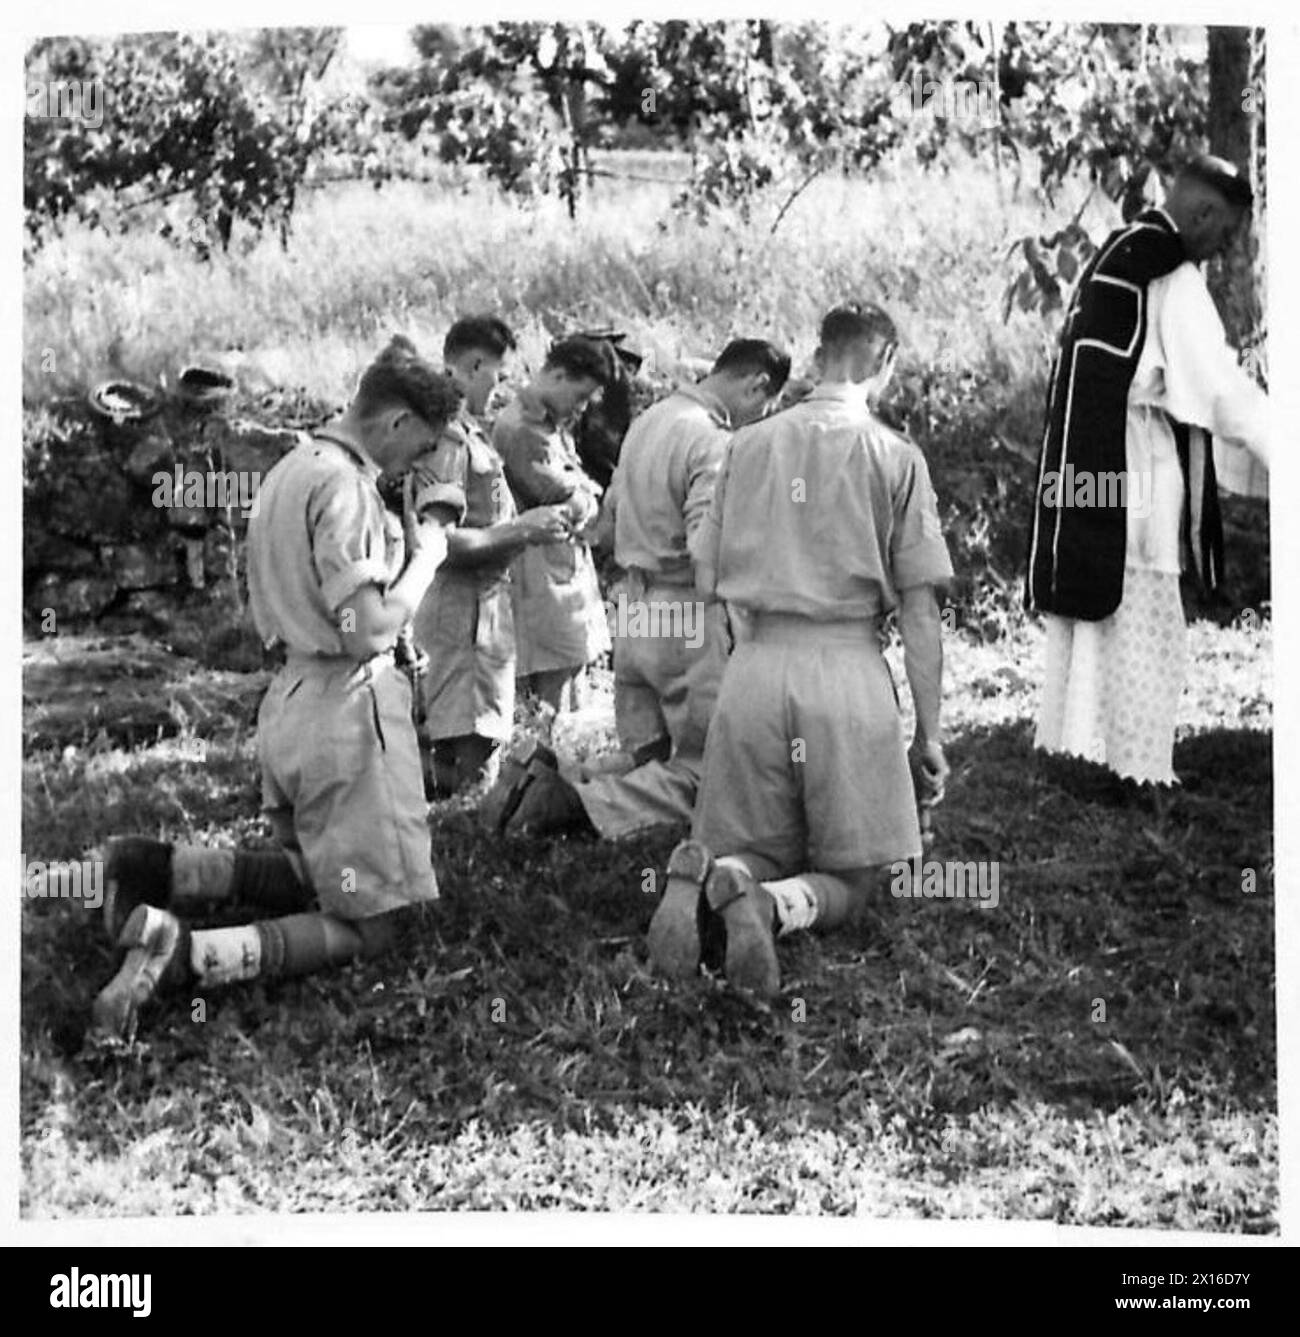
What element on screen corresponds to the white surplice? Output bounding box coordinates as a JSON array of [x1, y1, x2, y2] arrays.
[[1036, 256, 1270, 784]]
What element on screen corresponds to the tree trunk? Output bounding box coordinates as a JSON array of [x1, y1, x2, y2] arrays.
[[1206, 25, 1264, 353], [754, 20, 775, 69]]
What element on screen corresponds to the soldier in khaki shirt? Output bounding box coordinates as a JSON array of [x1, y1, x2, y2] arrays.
[[490, 341, 792, 840], [603, 340, 791, 761], [90, 338, 464, 1041], [648, 305, 954, 999], [494, 335, 616, 713], [410, 317, 571, 795]]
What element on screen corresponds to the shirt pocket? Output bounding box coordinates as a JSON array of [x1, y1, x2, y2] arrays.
[[368, 668, 419, 754], [297, 676, 382, 790], [474, 587, 514, 663], [467, 444, 511, 525], [545, 539, 580, 585]]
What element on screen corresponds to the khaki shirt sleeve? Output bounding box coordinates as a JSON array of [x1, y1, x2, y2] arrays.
[[681, 423, 729, 550], [497, 416, 598, 512], [308, 473, 396, 612], [410, 428, 470, 523], [689, 434, 730, 597], [590, 468, 619, 552], [890, 447, 954, 592]]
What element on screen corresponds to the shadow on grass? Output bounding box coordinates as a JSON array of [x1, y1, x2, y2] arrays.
[[22, 700, 1274, 1175]]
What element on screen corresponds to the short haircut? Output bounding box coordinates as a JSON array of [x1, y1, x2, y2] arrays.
[[355, 335, 464, 428], [1176, 154, 1254, 211], [711, 339, 792, 395], [819, 302, 898, 354], [544, 334, 617, 386], [444, 314, 517, 361]]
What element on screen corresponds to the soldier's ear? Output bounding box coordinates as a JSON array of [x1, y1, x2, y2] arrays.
[[390, 407, 421, 441]]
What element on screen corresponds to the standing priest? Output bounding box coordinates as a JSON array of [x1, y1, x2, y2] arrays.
[[1025, 155, 1270, 786]]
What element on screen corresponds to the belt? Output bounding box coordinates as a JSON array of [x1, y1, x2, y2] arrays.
[[282, 648, 396, 684], [747, 612, 882, 646], [625, 564, 695, 593], [438, 565, 512, 595]]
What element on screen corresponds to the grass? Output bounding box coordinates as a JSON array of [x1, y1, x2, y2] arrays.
[[24, 155, 1072, 409], [20, 620, 1275, 1226]]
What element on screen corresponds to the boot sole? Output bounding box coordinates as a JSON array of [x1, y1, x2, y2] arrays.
[[90, 905, 188, 1043], [478, 739, 557, 832], [647, 840, 712, 981], [705, 865, 780, 999], [504, 763, 584, 835]]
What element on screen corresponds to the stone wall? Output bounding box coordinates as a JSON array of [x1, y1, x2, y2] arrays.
[[23, 384, 1270, 668], [24, 392, 311, 659]]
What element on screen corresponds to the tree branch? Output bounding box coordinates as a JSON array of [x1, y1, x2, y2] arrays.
[[769, 163, 828, 235]]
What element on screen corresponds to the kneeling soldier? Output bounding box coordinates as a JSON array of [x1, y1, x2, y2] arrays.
[[412, 315, 571, 796], [90, 337, 465, 1041], [486, 338, 791, 840], [494, 334, 616, 714], [647, 304, 953, 999]]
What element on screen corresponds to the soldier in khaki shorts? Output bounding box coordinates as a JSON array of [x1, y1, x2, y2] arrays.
[[494, 335, 616, 714], [89, 337, 465, 1041], [647, 304, 953, 999], [601, 341, 791, 764], [411, 316, 571, 796], [490, 339, 792, 839]]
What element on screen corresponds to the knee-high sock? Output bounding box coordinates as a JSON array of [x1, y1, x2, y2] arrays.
[[189, 913, 365, 986], [715, 853, 781, 881], [189, 923, 265, 986], [230, 851, 313, 913], [254, 914, 367, 977], [761, 876, 822, 934], [171, 847, 236, 911], [761, 874, 862, 934], [171, 847, 312, 916]]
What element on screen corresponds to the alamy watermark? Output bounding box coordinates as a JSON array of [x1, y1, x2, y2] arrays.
[[152, 466, 262, 519], [891, 858, 1000, 910], [50, 1270, 151, 1318], [22, 853, 104, 909], [27, 79, 104, 128], [889, 74, 998, 129], [605, 592, 704, 649], [1040, 465, 1152, 518]]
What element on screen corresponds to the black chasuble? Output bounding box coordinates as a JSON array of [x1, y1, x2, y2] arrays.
[[1025, 208, 1206, 620]]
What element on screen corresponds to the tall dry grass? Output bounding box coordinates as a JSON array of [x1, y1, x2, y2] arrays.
[[24, 154, 1098, 408]]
